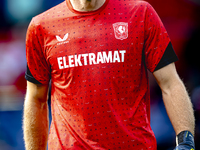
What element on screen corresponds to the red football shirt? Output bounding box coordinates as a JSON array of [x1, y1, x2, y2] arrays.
[[26, 0, 172, 149]]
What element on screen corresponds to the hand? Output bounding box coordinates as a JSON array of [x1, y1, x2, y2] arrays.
[[174, 131, 195, 150]]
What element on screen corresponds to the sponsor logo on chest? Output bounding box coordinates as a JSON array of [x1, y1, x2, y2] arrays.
[[57, 50, 126, 69]]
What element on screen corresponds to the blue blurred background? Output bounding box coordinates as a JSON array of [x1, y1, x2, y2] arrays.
[[0, 0, 199, 150]]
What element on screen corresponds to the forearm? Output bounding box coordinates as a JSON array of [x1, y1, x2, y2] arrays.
[[23, 95, 49, 150], [162, 79, 195, 135]]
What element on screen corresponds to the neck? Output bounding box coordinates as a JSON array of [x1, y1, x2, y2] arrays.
[[69, 0, 106, 12]]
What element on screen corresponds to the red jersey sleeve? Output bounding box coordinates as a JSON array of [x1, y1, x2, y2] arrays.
[[144, 3, 171, 72], [26, 18, 50, 84]]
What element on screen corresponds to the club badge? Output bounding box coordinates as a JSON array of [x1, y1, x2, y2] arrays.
[[113, 22, 128, 40]]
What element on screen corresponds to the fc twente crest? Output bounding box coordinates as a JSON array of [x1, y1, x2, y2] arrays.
[[113, 22, 128, 40]]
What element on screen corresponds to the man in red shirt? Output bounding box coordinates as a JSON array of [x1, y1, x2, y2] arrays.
[[23, 0, 195, 149]]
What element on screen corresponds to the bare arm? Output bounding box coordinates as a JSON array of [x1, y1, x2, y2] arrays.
[[23, 81, 49, 150], [153, 63, 195, 136]]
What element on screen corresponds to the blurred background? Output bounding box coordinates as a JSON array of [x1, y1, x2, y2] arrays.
[[0, 0, 199, 149]]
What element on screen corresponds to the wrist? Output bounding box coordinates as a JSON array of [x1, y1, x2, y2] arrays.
[[176, 130, 195, 149]]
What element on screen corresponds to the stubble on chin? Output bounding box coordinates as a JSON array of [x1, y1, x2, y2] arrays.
[[82, 0, 96, 8]]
